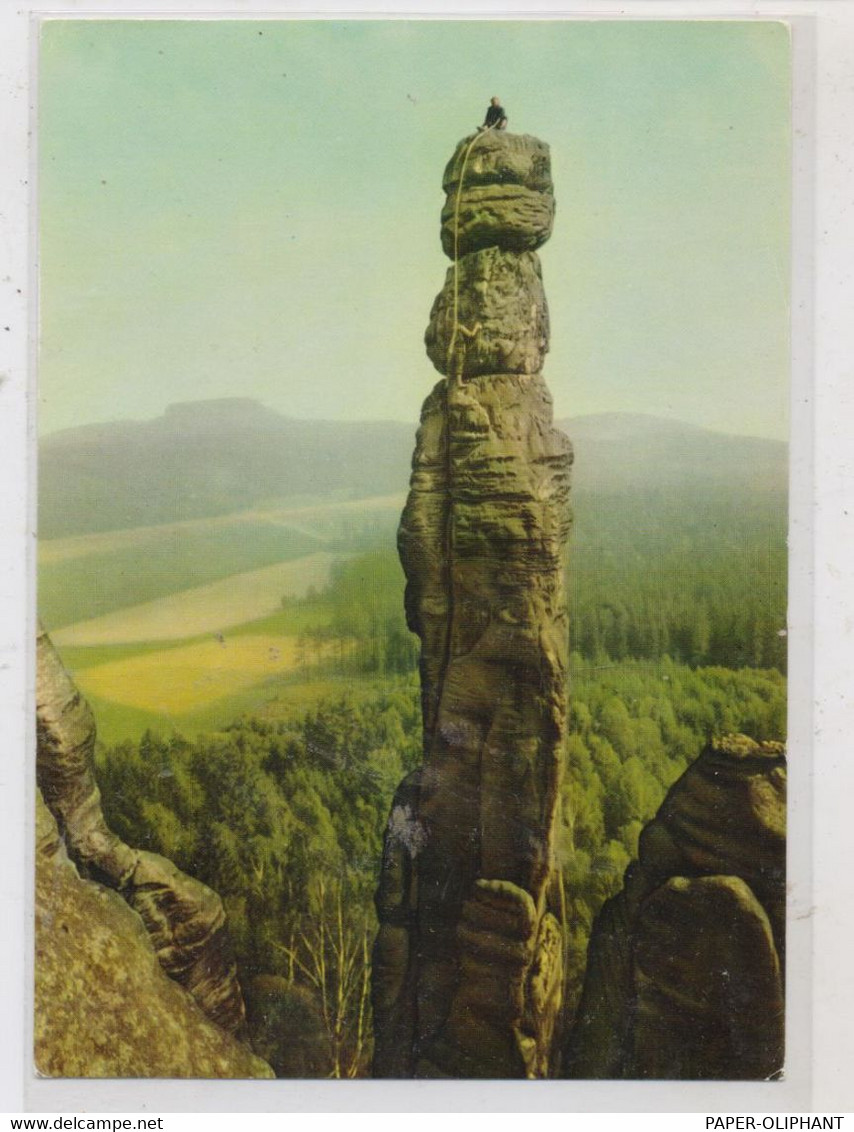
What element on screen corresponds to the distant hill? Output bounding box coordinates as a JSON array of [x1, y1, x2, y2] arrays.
[[40, 399, 415, 538], [39, 398, 787, 539], [563, 412, 786, 498]]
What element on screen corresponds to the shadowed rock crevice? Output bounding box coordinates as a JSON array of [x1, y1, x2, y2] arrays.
[[373, 130, 572, 1079]]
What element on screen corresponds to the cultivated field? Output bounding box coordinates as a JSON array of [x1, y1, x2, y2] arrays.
[[73, 633, 343, 716], [39, 495, 402, 630], [53, 552, 340, 646], [39, 491, 406, 743], [39, 494, 404, 566]]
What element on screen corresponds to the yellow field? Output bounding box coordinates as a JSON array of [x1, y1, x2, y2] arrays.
[[75, 634, 338, 714], [52, 553, 339, 647]]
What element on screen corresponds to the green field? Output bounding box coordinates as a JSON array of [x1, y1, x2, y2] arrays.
[[52, 552, 341, 647], [39, 521, 324, 630], [67, 637, 366, 743], [40, 498, 412, 746], [39, 495, 403, 632], [52, 574, 396, 746]]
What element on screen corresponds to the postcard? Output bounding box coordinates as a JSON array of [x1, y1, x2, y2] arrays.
[[32, 13, 792, 1092]]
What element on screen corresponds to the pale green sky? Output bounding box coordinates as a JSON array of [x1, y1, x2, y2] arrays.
[[38, 18, 790, 438]]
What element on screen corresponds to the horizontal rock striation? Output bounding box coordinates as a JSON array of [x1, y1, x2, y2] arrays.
[[373, 130, 572, 1079], [36, 624, 254, 1055], [563, 734, 786, 1080], [440, 131, 555, 259]]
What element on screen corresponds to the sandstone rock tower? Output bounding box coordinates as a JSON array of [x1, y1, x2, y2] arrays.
[[564, 735, 786, 1080], [372, 130, 572, 1078]]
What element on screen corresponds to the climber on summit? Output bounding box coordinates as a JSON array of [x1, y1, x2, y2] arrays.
[[480, 96, 508, 131]]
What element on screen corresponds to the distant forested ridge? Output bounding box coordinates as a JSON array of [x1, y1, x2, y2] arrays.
[[39, 400, 785, 538], [569, 490, 787, 671], [39, 400, 414, 537], [40, 404, 787, 675]]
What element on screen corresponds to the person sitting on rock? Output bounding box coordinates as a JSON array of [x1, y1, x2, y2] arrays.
[[480, 96, 508, 131]]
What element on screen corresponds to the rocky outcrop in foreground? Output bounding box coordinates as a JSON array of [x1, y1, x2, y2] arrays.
[[563, 734, 786, 1080], [372, 130, 572, 1078], [35, 788, 273, 1078], [35, 625, 270, 1077]]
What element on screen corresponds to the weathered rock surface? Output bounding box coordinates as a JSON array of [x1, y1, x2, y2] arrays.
[[126, 852, 242, 1037], [35, 789, 273, 1079], [35, 624, 258, 1066], [563, 735, 786, 1080], [425, 248, 549, 378], [440, 132, 555, 259], [36, 625, 136, 885], [373, 131, 571, 1078]]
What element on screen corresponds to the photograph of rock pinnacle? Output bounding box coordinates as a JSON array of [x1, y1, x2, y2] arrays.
[[35, 18, 789, 1082]]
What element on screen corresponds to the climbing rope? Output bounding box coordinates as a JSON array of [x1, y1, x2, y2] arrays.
[[445, 125, 495, 380], [432, 125, 497, 752]]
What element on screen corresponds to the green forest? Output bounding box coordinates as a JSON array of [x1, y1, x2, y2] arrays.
[[288, 489, 787, 678], [95, 526, 787, 1074]]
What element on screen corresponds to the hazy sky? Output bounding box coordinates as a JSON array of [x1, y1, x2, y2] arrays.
[[38, 18, 790, 438]]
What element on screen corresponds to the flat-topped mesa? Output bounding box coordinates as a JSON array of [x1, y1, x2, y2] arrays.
[[372, 132, 572, 1079]]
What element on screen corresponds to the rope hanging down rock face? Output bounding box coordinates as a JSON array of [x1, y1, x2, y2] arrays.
[[445, 126, 496, 379]]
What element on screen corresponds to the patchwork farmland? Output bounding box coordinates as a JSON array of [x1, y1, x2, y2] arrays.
[[39, 492, 404, 742]]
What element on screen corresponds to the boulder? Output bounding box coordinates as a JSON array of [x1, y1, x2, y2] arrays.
[[425, 248, 549, 377]]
